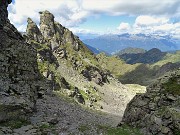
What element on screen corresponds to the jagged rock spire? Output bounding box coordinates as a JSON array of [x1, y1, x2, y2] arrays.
[[39, 10, 56, 39], [26, 17, 44, 43]]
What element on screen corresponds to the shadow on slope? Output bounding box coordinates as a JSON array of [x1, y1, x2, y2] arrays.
[[119, 62, 180, 86]]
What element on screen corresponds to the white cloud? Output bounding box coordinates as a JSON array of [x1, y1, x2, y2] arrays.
[[82, 0, 180, 16], [116, 16, 180, 39], [135, 15, 169, 27], [8, 0, 180, 32], [8, 0, 88, 31], [117, 22, 131, 32], [69, 27, 101, 35]]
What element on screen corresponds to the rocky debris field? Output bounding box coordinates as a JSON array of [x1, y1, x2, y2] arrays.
[[0, 93, 122, 135]]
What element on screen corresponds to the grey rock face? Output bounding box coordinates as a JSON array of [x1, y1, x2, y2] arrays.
[[120, 69, 180, 135], [39, 10, 56, 39], [0, 0, 11, 28], [81, 66, 108, 85], [39, 10, 79, 51], [0, 0, 41, 123], [26, 18, 44, 43]]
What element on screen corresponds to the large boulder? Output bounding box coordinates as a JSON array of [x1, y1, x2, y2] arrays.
[[120, 69, 180, 135]]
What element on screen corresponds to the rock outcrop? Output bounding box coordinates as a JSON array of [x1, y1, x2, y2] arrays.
[[120, 69, 180, 135], [26, 18, 44, 43], [0, 0, 41, 123], [26, 10, 108, 87]]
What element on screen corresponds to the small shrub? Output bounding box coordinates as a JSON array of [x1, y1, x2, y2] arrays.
[[78, 125, 90, 132], [162, 77, 180, 95], [0, 119, 30, 129]]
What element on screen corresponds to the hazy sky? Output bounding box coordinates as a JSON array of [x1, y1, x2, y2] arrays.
[[9, 0, 180, 39]]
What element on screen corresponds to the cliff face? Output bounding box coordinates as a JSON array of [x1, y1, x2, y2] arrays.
[[0, 0, 41, 123], [26, 10, 108, 87], [120, 69, 180, 135], [0, 0, 11, 27]]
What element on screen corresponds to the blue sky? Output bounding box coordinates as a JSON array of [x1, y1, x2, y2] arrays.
[[8, 0, 180, 39], [78, 14, 136, 33]]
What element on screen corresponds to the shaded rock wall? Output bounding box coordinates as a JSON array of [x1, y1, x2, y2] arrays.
[[0, 0, 41, 122]]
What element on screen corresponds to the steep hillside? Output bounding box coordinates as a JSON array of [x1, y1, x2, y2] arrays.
[[83, 34, 179, 54], [96, 53, 139, 78], [119, 62, 180, 86], [118, 48, 167, 64], [25, 11, 110, 107], [120, 69, 180, 135], [153, 50, 180, 66], [118, 50, 180, 86]]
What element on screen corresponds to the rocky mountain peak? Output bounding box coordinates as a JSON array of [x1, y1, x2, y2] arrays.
[[39, 10, 56, 39], [26, 17, 44, 43]]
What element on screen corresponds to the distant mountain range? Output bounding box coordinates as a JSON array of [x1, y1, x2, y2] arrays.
[[83, 33, 180, 54]]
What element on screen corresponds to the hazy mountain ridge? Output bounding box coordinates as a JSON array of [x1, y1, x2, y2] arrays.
[[115, 47, 146, 55], [117, 48, 167, 64], [83, 33, 180, 54], [117, 50, 180, 85]]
